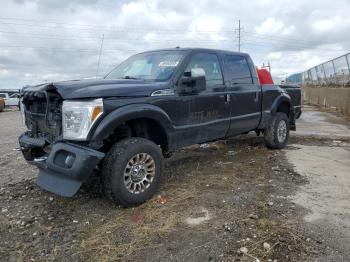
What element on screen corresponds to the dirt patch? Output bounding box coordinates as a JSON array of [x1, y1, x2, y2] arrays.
[[3, 108, 349, 261], [0, 111, 35, 185], [0, 137, 312, 262]]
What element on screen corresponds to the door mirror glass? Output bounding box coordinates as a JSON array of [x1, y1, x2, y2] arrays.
[[179, 68, 206, 95], [190, 68, 206, 78]]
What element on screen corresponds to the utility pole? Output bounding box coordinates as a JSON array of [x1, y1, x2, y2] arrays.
[[96, 34, 104, 78], [238, 20, 241, 52]]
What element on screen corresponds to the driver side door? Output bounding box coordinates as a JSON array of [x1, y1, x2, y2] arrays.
[[182, 52, 230, 143]]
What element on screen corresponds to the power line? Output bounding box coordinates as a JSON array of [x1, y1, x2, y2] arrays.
[[1, 16, 344, 49], [0, 30, 235, 44], [2, 27, 340, 51], [0, 17, 241, 30], [240, 40, 347, 52], [238, 20, 241, 52], [243, 31, 304, 42], [0, 20, 234, 34], [242, 30, 323, 44], [1, 16, 347, 48], [0, 45, 138, 53]]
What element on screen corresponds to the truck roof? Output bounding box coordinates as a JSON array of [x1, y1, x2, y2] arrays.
[[138, 47, 250, 57]]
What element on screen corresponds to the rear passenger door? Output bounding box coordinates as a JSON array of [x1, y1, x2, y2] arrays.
[[224, 55, 262, 136]]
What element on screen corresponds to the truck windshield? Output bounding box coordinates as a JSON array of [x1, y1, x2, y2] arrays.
[[105, 50, 185, 81]]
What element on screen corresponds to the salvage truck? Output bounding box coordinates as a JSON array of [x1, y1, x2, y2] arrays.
[[19, 48, 301, 207]]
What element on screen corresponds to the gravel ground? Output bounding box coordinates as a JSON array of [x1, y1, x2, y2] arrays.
[[0, 106, 349, 261], [0, 109, 36, 185]]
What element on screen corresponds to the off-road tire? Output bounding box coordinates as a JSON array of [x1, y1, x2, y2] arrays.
[[264, 112, 290, 149], [102, 137, 164, 207]]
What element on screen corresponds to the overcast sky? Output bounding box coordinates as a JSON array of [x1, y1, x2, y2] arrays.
[[0, 0, 350, 88]]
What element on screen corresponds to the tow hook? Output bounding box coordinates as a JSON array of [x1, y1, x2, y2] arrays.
[[34, 157, 48, 162]]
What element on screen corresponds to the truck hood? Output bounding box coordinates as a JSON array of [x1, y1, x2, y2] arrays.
[[22, 79, 170, 99]]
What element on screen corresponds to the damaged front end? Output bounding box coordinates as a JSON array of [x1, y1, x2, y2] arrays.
[[20, 85, 62, 161], [19, 84, 104, 197]]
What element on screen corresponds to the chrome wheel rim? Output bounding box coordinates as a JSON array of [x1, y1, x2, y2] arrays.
[[123, 153, 156, 194], [277, 120, 287, 143]]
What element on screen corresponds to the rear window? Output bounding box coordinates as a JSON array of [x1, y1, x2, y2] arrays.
[[0, 94, 6, 98], [225, 55, 253, 84]]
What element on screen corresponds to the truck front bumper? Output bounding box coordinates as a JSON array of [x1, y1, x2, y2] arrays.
[[19, 133, 105, 197]]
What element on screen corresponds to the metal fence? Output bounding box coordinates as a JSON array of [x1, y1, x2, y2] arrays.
[[301, 53, 350, 87]]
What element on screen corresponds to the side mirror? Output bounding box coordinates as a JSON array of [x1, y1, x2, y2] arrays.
[[178, 68, 206, 95]]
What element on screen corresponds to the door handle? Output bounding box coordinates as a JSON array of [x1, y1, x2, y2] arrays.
[[254, 92, 259, 103], [225, 94, 231, 104]]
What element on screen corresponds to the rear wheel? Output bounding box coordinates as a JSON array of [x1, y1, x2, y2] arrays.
[[264, 112, 290, 149], [102, 137, 164, 207]]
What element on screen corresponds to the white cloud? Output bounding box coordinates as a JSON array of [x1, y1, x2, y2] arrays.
[[0, 69, 10, 78], [255, 17, 295, 36], [255, 18, 285, 34], [304, 56, 323, 68], [312, 15, 350, 33], [0, 0, 350, 88], [267, 52, 282, 60]]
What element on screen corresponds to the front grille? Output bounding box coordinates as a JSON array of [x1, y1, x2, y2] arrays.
[[29, 100, 47, 115], [22, 90, 63, 142]]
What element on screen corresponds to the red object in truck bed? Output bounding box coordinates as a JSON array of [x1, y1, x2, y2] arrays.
[[257, 68, 274, 85]]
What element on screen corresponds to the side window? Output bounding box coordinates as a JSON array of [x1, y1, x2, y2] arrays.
[[225, 55, 253, 84], [185, 53, 224, 88]]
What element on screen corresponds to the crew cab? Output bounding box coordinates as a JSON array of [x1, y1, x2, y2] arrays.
[[19, 48, 301, 207]]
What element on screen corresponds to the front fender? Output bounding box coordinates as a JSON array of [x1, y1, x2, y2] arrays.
[[90, 104, 174, 141]]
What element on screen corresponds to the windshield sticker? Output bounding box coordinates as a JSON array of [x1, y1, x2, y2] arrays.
[[159, 61, 179, 67]]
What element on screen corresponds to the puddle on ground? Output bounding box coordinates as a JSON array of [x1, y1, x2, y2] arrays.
[[286, 144, 350, 222], [295, 109, 350, 138]]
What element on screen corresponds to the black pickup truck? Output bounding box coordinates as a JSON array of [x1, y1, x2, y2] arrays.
[[19, 48, 301, 207]]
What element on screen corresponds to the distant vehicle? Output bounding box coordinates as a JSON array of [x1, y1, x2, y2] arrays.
[[0, 97, 4, 112], [19, 48, 302, 207], [0, 93, 20, 107]]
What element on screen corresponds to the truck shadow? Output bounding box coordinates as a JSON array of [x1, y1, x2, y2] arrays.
[[80, 134, 267, 200]]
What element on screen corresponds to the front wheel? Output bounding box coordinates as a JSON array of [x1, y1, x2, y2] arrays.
[[102, 137, 164, 207], [264, 112, 290, 149]]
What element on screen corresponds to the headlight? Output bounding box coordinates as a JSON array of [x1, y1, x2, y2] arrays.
[[62, 98, 103, 140]]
